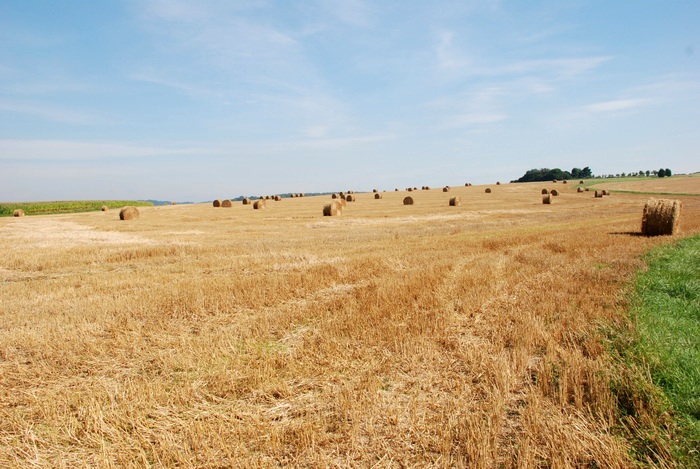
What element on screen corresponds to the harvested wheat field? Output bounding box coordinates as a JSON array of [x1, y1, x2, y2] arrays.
[[2, 179, 700, 467]]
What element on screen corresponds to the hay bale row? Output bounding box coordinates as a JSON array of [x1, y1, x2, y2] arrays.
[[119, 206, 139, 220], [641, 199, 681, 236], [465, 183, 472, 186], [422, 186, 431, 190]]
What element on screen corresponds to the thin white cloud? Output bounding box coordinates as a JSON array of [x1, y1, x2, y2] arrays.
[[0, 140, 205, 160], [318, 0, 375, 28], [584, 98, 651, 113], [0, 100, 105, 125]]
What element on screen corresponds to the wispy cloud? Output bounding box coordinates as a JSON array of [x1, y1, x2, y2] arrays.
[[584, 98, 652, 113], [0, 140, 205, 160], [318, 0, 375, 28], [0, 100, 105, 125]]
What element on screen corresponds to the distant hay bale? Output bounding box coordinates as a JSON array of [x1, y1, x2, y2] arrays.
[[221, 199, 232, 207], [542, 194, 552, 204], [541, 189, 548, 195], [101, 205, 108, 211], [485, 188, 491, 193], [602, 190, 610, 196], [407, 188, 413, 192], [374, 193, 382, 199], [403, 196, 414, 205], [265, 196, 271, 200], [449, 196, 461, 206], [212, 199, 221, 207], [563, 180, 568, 184], [171, 201, 177, 205], [346, 194, 356, 202], [373, 189, 378, 193], [443, 187, 450, 192], [580, 180, 584, 185], [274, 195, 281, 201], [552, 179, 558, 183], [413, 187, 418, 191], [595, 190, 603, 198], [119, 206, 139, 220], [577, 187, 584, 193], [242, 198, 251, 205], [496, 181, 501, 185], [641, 198, 681, 236], [585, 188, 590, 192], [13, 209, 25, 217], [551, 189, 559, 196], [253, 200, 266, 209], [340, 194, 346, 200], [395, 188, 399, 191], [331, 193, 338, 199], [299, 193, 304, 197], [323, 201, 343, 216]]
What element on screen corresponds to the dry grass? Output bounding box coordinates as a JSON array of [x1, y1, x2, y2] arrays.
[[1, 179, 700, 467]]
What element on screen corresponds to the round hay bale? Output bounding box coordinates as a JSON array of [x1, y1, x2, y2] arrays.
[[331, 193, 338, 199], [485, 188, 491, 193], [274, 195, 281, 201], [323, 201, 342, 216], [339, 192, 345, 197], [407, 188, 413, 192], [585, 188, 590, 192], [577, 187, 584, 193], [594, 190, 603, 198], [641, 198, 681, 236], [374, 193, 382, 199], [552, 179, 558, 183], [13, 209, 25, 217], [602, 190, 610, 196], [496, 181, 501, 185], [550, 189, 559, 196], [265, 196, 271, 200], [253, 199, 266, 209], [542, 194, 552, 204], [580, 180, 584, 185], [119, 206, 139, 220], [346, 194, 356, 202], [403, 196, 414, 205], [299, 193, 304, 197], [413, 187, 418, 191], [101, 205, 108, 211], [449, 196, 461, 206], [372, 189, 378, 193], [563, 180, 568, 184], [221, 199, 232, 208], [242, 198, 251, 205], [212, 199, 221, 207], [541, 189, 548, 195], [443, 187, 450, 192], [171, 201, 177, 205], [395, 188, 399, 191]]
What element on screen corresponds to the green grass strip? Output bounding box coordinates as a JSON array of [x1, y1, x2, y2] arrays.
[[632, 234, 700, 463], [0, 200, 153, 217]]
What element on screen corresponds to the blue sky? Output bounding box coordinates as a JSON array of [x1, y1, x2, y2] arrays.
[[1, 1, 698, 202]]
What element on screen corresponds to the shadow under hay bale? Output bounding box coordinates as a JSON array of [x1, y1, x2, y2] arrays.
[[542, 194, 552, 204], [641, 199, 681, 236], [323, 202, 342, 216], [449, 196, 461, 206], [403, 196, 414, 205], [119, 206, 139, 220], [13, 209, 25, 217]]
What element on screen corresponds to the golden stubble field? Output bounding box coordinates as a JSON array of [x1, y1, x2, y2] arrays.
[[1, 178, 699, 468]]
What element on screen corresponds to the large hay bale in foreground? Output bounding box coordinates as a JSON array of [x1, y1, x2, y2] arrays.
[[485, 188, 491, 193], [101, 205, 108, 211], [242, 198, 251, 205], [13, 209, 25, 217], [323, 202, 342, 216], [212, 199, 221, 207], [374, 193, 382, 199], [541, 189, 548, 195], [449, 196, 461, 206], [253, 200, 266, 210], [551, 189, 559, 196], [542, 194, 552, 204], [641, 199, 681, 236], [119, 206, 139, 220], [221, 199, 232, 207], [403, 196, 414, 205]]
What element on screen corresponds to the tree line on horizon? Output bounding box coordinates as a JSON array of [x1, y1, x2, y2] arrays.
[[513, 167, 673, 183]]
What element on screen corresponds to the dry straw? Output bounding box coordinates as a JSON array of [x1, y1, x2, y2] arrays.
[[449, 196, 461, 206], [339, 198, 347, 208], [212, 199, 221, 207], [323, 202, 342, 216], [253, 200, 266, 210], [221, 199, 232, 208], [577, 187, 584, 193], [602, 190, 610, 196], [403, 196, 414, 205], [641, 198, 681, 236], [542, 194, 552, 204], [13, 209, 25, 217], [274, 195, 281, 201], [119, 206, 139, 220]]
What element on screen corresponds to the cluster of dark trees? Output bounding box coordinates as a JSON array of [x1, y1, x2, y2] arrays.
[[512, 167, 593, 183]]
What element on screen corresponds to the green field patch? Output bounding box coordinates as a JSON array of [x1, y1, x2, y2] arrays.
[[0, 200, 153, 217]]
